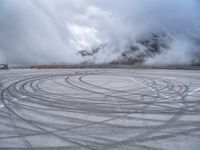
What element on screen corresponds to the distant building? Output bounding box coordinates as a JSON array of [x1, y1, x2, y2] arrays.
[[0, 64, 8, 69]]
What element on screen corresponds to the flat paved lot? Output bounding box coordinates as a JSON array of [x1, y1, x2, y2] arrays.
[[0, 69, 200, 150]]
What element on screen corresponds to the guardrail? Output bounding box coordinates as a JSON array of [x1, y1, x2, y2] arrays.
[[37, 65, 200, 70]]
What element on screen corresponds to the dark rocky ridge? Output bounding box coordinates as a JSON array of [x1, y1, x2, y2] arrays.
[[78, 33, 169, 65]]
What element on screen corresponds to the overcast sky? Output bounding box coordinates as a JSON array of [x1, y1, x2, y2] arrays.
[[0, 0, 200, 65]]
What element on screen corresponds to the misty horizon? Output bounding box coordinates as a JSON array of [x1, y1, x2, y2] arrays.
[[0, 0, 200, 66]]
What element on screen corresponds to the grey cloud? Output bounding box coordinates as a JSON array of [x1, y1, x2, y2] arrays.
[[0, 0, 200, 65]]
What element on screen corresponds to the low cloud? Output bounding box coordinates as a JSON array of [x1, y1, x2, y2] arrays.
[[0, 0, 200, 65]]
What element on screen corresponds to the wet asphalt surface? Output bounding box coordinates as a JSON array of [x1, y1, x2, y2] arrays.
[[0, 68, 200, 150]]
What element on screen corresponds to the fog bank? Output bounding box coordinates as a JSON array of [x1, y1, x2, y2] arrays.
[[0, 0, 200, 65]]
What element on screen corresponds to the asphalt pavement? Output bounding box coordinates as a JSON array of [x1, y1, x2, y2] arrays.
[[0, 68, 200, 150]]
